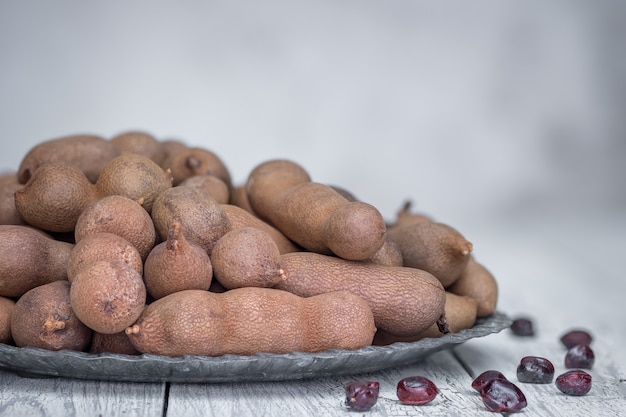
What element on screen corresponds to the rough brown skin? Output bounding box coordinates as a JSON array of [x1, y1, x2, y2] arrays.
[[14, 162, 99, 232], [250, 173, 387, 260], [17, 134, 121, 184], [15, 153, 172, 232], [151, 186, 231, 255], [246, 160, 386, 260], [125, 287, 376, 357], [75, 195, 157, 261], [255, 183, 337, 253], [143, 222, 213, 300], [246, 159, 386, 260], [322, 197, 387, 260], [448, 256, 498, 317], [162, 147, 232, 188], [158, 139, 188, 167], [210, 227, 286, 289], [67, 232, 143, 283], [70, 260, 146, 334], [372, 292, 478, 345], [368, 236, 404, 267], [110, 131, 166, 165], [387, 222, 473, 288], [95, 154, 173, 213], [274, 252, 446, 337], [89, 331, 139, 355], [0, 225, 73, 297], [220, 204, 300, 254], [11, 280, 92, 351], [180, 174, 230, 204], [229, 183, 257, 215], [0, 173, 25, 225], [245, 159, 311, 222], [0, 296, 16, 344]]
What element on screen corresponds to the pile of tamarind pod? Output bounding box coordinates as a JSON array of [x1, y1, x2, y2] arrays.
[[0, 132, 498, 358]]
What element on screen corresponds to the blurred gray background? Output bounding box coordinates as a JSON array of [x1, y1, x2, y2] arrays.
[[1, 0, 624, 229]]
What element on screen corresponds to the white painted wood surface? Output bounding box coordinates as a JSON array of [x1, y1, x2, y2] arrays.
[[1, 210, 624, 416], [0, 370, 165, 417]]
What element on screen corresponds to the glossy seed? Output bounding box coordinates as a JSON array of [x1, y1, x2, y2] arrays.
[[560, 329, 592, 348], [345, 380, 379, 411], [555, 370, 592, 396], [471, 370, 508, 391], [396, 376, 438, 405], [480, 379, 527, 413], [510, 318, 534, 336], [517, 356, 555, 384], [565, 344, 595, 369]]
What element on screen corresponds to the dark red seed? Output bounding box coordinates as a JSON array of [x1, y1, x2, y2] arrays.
[[517, 356, 555, 384], [565, 344, 595, 369], [471, 370, 507, 391], [345, 380, 379, 411], [480, 379, 527, 412], [510, 318, 534, 336], [560, 329, 592, 348], [555, 370, 592, 396], [396, 376, 438, 405]]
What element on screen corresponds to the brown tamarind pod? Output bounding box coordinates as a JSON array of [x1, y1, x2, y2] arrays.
[[162, 147, 232, 188], [372, 292, 477, 345], [110, 130, 166, 165], [246, 160, 386, 261], [387, 221, 473, 287], [0, 225, 73, 297], [275, 252, 446, 337], [0, 173, 25, 225], [220, 204, 301, 254], [18, 134, 121, 184], [448, 256, 498, 317]]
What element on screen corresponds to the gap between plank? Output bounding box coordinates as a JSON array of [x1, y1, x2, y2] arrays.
[[162, 382, 170, 417], [451, 348, 476, 379]]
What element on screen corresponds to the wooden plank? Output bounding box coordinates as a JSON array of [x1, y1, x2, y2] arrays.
[[0, 369, 166, 417], [165, 349, 483, 417], [454, 214, 626, 416], [454, 333, 625, 416]]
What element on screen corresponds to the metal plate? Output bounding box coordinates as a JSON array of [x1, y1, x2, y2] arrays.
[[0, 312, 511, 383]]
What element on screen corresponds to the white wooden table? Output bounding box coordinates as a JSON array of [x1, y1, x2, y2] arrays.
[[1, 209, 624, 416]]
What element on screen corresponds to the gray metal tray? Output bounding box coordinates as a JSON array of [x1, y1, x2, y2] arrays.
[[0, 312, 510, 383]]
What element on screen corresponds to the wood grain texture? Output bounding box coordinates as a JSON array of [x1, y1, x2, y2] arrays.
[[0, 369, 165, 417], [454, 211, 626, 417], [455, 333, 625, 417], [165, 350, 477, 417]]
